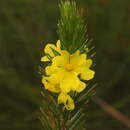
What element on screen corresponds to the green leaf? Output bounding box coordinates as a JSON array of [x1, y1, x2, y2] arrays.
[[76, 83, 97, 103], [58, 1, 88, 53]]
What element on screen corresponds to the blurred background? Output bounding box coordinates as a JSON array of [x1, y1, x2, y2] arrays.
[[0, 0, 130, 130]]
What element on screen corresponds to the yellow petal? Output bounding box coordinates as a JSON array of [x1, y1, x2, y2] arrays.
[[44, 40, 61, 58], [86, 59, 93, 68], [41, 56, 50, 62], [45, 65, 59, 75], [47, 69, 65, 84], [60, 72, 79, 93], [81, 69, 95, 80], [52, 51, 69, 67], [56, 40, 61, 51], [58, 93, 75, 110], [70, 50, 87, 66], [42, 77, 60, 93], [75, 59, 93, 76], [44, 44, 56, 57], [76, 81, 87, 93]]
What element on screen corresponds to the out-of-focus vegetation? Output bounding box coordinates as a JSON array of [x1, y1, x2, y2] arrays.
[[0, 0, 130, 130]]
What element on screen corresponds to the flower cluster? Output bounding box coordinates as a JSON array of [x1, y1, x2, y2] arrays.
[[41, 40, 95, 110]]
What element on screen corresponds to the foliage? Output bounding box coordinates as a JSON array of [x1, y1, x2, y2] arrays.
[[58, 1, 87, 53]]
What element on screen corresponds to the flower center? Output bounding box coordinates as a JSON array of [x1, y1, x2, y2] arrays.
[[65, 64, 74, 71]]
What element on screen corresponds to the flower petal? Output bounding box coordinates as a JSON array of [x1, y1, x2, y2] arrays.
[[56, 40, 61, 50], [42, 77, 60, 93], [75, 59, 93, 76], [75, 81, 87, 93], [60, 72, 79, 93], [44, 44, 56, 57], [81, 69, 95, 80], [52, 51, 69, 67], [45, 65, 59, 75], [44, 40, 61, 57], [58, 93, 75, 110], [47, 69, 65, 84], [41, 56, 50, 62], [86, 59, 93, 68], [70, 50, 87, 66]]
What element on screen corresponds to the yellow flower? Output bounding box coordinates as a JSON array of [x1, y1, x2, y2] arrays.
[[58, 93, 75, 110], [41, 40, 61, 62], [41, 45, 95, 110], [45, 50, 95, 93]]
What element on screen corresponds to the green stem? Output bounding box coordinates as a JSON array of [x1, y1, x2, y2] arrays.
[[60, 115, 66, 130]]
